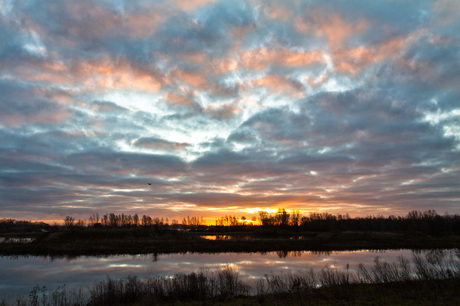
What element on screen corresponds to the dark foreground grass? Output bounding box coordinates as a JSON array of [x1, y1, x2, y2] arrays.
[[6, 279, 460, 306], [221, 279, 460, 306], [2, 227, 460, 256], [3, 250, 460, 305]]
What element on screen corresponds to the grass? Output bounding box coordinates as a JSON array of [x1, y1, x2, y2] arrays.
[[3, 250, 460, 305]]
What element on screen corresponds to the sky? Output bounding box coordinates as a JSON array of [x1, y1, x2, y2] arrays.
[[1, 0, 459, 223]]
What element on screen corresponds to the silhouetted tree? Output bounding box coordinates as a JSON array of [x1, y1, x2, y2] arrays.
[[64, 216, 74, 228]]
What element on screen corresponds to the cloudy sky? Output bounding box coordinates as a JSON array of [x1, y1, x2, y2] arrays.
[[1, 0, 459, 223]]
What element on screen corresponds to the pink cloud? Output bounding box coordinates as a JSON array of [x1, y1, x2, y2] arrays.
[[1, 109, 70, 128], [173, 0, 217, 11], [9, 55, 164, 93], [74, 57, 163, 92], [295, 10, 422, 76], [332, 36, 407, 75], [264, 3, 294, 21], [172, 69, 210, 90], [307, 74, 329, 87], [230, 24, 256, 40], [208, 59, 238, 75], [297, 11, 368, 51], [250, 75, 305, 97], [121, 10, 165, 38], [241, 47, 325, 70], [164, 92, 196, 106], [179, 52, 208, 64], [135, 138, 189, 150], [434, 0, 460, 25], [204, 103, 241, 119], [43, 2, 165, 39]]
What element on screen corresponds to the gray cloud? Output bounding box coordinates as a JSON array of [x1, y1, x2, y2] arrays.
[[0, 0, 459, 221]]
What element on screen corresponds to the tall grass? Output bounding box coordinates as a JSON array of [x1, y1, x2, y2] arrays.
[[2, 250, 459, 305], [87, 265, 249, 305]]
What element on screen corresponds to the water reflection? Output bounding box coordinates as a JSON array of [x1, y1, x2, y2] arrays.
[[200, 235, 310, 240], [0, 249, 458, 301], [0, 237, 35, 243], [200, 235, 253, 240], [276, 250, 304, 258]]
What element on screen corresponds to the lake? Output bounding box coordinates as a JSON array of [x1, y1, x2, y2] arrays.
[[1, 249, 458, 301]]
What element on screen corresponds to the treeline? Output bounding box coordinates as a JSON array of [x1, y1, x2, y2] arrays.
[[55, 209, 460, 235], [63, 213, 205, 229], [252, 209, 460, 234], [0, 219, 51, 231]]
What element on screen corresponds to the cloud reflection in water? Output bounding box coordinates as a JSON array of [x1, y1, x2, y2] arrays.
[[1, 249, 420, 299]]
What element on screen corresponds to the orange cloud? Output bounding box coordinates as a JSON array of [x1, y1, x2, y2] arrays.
[[333, 36, 406, 75], [1, 110, 70, 128], [295, 10, 417, 76], [294, 16, 310, 34], [12, 55, 164, 93], [173, 69, 210, 90], [307, 74, 329, 87], [309, 12, 368, 51], [264, 3, 294, 21], [179, 52, 208, 64], [12, 60, 71, 86], [241, 47, 325, 70], [208, 58, 238, 75], [164, 92, 196, 106], [75, 57, 163, 92], [204, 103, 241, 119], [173, 0, 217, 11], [250, 75, 305, 97]]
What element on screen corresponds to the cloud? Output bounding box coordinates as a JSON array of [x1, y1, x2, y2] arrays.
[[172, 68, 210, 90], [0, 80, 72, 128], [0, 0, 459, 220], [164, 92, 197, 107], [134, 137, 189, 151], [249, 75, 306, 97], [173, 0, 217, 12], [90, 101, 129, 113], [264, 2, 294, 21], [300, 11, 368, 51], [241, 47, 325, 71]]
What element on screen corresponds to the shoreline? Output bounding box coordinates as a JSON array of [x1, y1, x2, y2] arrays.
[[1, 228, 459, 257]]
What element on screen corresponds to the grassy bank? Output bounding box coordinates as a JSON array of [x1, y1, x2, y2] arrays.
[[1, 226, 460, 256], [4, 250, 460, 305]]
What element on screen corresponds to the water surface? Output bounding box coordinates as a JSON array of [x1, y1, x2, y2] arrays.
[[0, 249, 454, 301]]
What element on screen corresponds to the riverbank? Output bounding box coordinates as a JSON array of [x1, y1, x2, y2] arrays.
[[1, 227, 460, 256]]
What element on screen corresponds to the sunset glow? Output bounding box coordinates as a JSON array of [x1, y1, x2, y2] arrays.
[[1, 0, 459, 222]]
